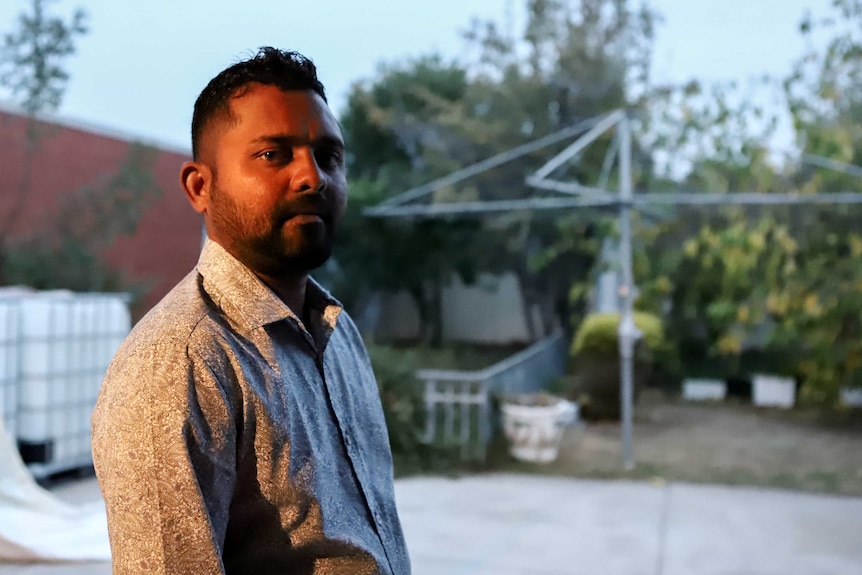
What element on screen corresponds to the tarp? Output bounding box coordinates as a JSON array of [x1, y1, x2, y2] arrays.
[[0, 418, 110, 562]]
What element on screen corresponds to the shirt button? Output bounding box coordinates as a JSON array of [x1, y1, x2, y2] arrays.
[[344, 435, 352, 447]]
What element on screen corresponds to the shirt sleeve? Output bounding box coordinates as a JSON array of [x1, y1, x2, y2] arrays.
[[91, 342, 238, 575]]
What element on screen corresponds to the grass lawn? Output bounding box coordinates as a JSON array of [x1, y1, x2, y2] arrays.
[[487, 389, 862, 496]]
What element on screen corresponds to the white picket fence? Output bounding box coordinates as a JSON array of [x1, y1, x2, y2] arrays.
[[415, 332, 568, 461]]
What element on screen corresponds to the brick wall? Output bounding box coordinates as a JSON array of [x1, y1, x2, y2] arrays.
[[0, 109, 201, 320]]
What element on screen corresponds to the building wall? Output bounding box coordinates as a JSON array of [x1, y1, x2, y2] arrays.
[[371, 291, 423, 342], [441, 272, 537, 345], [0, 107, 201, 319], [0, 106, 560, 341], [367, 272, 540, 345]]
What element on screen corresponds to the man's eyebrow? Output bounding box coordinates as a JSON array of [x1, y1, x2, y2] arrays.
[[250, 134, 344, 148]]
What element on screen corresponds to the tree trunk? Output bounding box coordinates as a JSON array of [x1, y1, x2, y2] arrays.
[[412, 277, 444, 347], [513, 267, 539, 342], [425, 277, 444, 348]]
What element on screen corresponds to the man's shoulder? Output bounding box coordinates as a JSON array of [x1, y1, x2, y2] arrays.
[[331, 307, 375, 367], [332, 306, 364, 343], [113, 270, 221, 367], [93, 269, 240, 445]]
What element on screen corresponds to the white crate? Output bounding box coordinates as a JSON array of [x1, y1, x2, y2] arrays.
[[840, 387, 862, 408], [16, 292, 130, 479], [752, 374, 796, 409], [682, 378, 727, 401]]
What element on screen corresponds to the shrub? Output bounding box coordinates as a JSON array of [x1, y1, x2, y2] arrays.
[[572, 311, 664, 359], [366, 345, 459, 475], [568, 311, 667, 419]]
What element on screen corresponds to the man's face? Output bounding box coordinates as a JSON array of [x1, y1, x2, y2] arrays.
[[202, 84, 347, 278]]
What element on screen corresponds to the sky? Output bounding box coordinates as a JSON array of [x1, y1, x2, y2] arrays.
[[0, 0, 834, 154]]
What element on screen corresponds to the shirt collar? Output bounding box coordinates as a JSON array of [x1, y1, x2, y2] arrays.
[[196, 238, 343, 336]]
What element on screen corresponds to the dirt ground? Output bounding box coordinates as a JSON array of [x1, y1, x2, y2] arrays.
[[500, 389, 862, 496]]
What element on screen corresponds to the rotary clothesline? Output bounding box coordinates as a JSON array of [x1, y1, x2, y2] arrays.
[[365, 109, 862, 470]]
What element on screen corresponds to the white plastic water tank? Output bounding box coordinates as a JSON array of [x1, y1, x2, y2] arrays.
[[0, 297, 20, 443], [17, 291, 130, 479]]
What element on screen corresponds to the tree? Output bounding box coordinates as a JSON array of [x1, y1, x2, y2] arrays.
[[778, 0, 862, 403], [338, 0, 658, 343], [325, 178, 484, 344], [0, 0, 87, 115], [0, 0, 88, 279], [456, 0, 658, 337], [337, 56, 487, 344], [632, 0, 862, 404], [342, 54, 472, 188], [3, 143, 163, 295], [631, 73, 789, 377], [0, 1, 162, 303]]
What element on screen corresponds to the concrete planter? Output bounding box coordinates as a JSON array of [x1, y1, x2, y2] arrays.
[[752, 374, 795, 408], [840, 387, 862, 408], [501, 398, 578, 464], [682, 378, 727, 402]]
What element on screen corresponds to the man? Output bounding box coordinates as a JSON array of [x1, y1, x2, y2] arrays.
[[91, 47, 411, 575]]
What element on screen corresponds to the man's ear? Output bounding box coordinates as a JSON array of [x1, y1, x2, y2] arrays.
[[180, 161, 211, 214]]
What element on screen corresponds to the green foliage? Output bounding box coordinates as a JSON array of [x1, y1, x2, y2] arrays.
[[324, 176, 488, 344], [366, 342, 524, 474], [53, 143, 162, 247], [571, 311, 664, 358], [648, 78, 779, 184], [4, 240, 138, 295], [632, 1, 862, 404], [3, 143, 162, 299], [366, 345, 462, 475], [0, 0, 91, 284], [787, 0, 862, 177], [366, 345, 424, 464], [780, 0, 862, 403], [532, 213, 614, 323], [342, 55, 470, 186], [336, 55, 499, 343], [567, 311, 664, 419], [337, 0, 862, 408], [637, 203, 862, 395], [0, 0, 88, 115], [337, 0, 657, 342]]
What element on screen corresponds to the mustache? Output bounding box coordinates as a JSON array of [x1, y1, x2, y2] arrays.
[[271, 194, 332, 222]]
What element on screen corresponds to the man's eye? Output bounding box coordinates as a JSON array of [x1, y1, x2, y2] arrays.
[[261, 150, 288, 162], [317, 149, 343, 168]]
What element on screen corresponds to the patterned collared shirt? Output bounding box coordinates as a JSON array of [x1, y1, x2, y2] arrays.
[[92, 239, 411, 574]]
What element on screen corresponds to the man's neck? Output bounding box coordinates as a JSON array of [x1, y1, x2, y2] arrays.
[[255, 271, 308, 321]]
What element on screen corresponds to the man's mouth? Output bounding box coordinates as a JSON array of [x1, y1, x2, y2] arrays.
[[278, 195, 330, 225], [288, 213, 324, 224]]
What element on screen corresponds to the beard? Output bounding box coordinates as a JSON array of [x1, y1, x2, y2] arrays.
[[208, 182, 337, 277]]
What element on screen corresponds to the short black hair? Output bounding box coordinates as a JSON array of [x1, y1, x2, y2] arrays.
[[191, 47, 327, 160]]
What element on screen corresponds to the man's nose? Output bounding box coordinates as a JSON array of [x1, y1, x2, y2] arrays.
[[292, 149, 326, 193]]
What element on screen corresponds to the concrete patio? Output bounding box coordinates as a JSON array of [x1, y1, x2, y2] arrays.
[[2, 473, 861, 574]]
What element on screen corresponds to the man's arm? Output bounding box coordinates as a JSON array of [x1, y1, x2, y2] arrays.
[[92, 344, 238, 575]]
